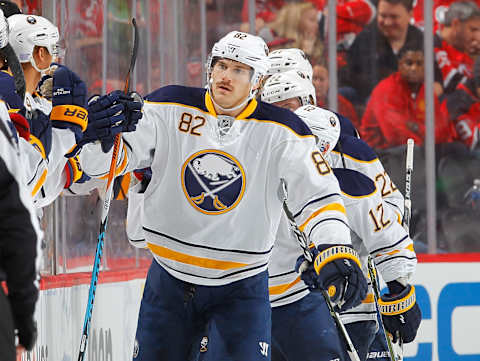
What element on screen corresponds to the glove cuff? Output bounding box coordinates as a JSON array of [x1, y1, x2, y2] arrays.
[[313, 245, 362, 275], [379, 284, 416, 316], [51, 105, 88, 132]]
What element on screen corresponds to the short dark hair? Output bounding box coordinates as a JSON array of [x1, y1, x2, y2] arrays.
[[398, 40, 424, 61], [378, 0, 414, 12]]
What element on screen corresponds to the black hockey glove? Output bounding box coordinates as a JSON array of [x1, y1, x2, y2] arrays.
[[379, 281, 422, 343], [295, 244, 368, 312], [15, 314, 37, 351]]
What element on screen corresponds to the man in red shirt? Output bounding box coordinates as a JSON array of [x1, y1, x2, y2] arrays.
[[434, 1, 480, 93], [361, 42, 454, 150]]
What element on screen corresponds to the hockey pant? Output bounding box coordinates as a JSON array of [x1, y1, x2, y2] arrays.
[[133, 260, 271, 361]]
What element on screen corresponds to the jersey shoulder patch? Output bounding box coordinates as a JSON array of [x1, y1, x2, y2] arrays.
[[145, 85, 208, 112], [334, 135, 378, 162], [253, 101, 313, 137], [333, 168, 376, 197]]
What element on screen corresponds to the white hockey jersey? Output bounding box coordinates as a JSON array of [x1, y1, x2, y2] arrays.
[[269, 168, 416, 325], [329, 135, 405, 220], [23, 92, 77, 207], [80, 85, 351, 286]]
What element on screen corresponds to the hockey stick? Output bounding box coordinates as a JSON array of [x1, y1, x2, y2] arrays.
[[280, 179, 361, 361], [367, 138, 415, 361], [77, 18, 139, 361]]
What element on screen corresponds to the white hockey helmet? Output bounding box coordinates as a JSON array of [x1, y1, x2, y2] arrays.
[[261, 70, 316, 107], [266, 48, 313, 80], [0, 9, 8, 49], [295, 105, 340, 156], [207, 31, 269, 112], [8, 14, 60, 72]]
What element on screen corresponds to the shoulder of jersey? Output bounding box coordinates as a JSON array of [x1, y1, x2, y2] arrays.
[[144, 85, 208, 112], [333, 168, 376, 198], [0, 70, 16, 95], [335, 111, 359, 138], [334, 135, 378, 162], [252, 100, 313, 137]]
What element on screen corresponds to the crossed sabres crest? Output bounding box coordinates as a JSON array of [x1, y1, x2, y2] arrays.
[[182, 150, 245, 215]]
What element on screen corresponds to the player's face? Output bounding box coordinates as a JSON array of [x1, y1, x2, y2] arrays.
[[273, 97, 302, 112], [211, 59, 254, 109], [377, 1, 412, 41], [398, 50, 424, 84], [312, 65, 328, 100]]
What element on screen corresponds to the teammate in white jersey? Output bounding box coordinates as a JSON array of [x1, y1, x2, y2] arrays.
[[80, 31, 367, 361], [261, 71, 421, 360]]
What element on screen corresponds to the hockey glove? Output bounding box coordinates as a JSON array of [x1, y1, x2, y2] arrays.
[[47, 63, 88, 143], [15, 314, 37, 351], [22, 108, 53, 160], [379, 281, 421, 343], [64, 156, 91, 188], [295, 244, 368, 312]]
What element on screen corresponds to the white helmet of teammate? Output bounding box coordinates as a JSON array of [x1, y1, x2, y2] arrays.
[[8, 14, 60, 72], [207, 31, 269, 111], [261, 70, 316, 106], [295, 105, 340, 156], [266, 48, 313, 80], [0, 9, 8, 49]]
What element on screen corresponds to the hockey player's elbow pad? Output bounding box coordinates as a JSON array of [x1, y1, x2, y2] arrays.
[[313, 244, 368, 312], [379, 281, 421, 343]]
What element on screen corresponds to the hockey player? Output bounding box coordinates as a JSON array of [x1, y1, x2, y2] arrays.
[[261, 73, 421, 360], [79, 31, 367, 361], [0, 99, 42, 360]]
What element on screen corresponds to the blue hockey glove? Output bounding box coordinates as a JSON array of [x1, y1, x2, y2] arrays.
[[21, 108, 53, 160], [47, 63, 88, 143], [295, 244, 368, 312], [379, 281, 421, 343], [64, 156, 91, 188]]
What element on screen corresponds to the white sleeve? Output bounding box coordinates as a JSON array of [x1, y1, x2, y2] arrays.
[[344, 189, 416, 283], [277, 139, 351, 248], [18, 137, 48, 198], [80, 102, 161, 178]]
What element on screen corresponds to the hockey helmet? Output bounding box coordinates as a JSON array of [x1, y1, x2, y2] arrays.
[[0, 9, 8, 48], [8, 14, 60, 71], [208, 31, 269, 87], [266, 48, 313, 80], [295, 105, 340, 156], [261, 69, 316, 107]]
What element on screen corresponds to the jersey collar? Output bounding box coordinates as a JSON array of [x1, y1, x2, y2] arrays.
[[205, 91, 258, 120]]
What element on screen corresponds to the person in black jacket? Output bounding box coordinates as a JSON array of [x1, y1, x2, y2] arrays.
[[341, 0, 443, 106], [0, 98, 41, 359]]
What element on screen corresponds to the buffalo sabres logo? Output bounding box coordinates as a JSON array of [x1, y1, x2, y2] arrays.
[[181, 150, 245, 215]]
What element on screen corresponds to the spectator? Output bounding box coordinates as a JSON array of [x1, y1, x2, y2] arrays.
[[312, 62, 360, 128], [360, 42, 454, 149], [0, 100, 41, 360], [267, 2, 324, 62], [435, 1, 480, 94], [342, 0, 442, 105], [445, 56, 480, 150]]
